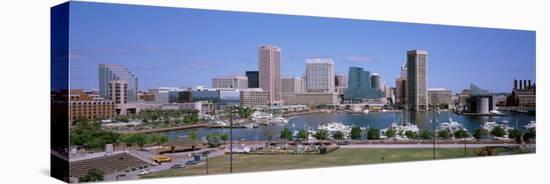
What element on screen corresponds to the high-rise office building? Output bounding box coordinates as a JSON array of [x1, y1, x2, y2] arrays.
[[344, 67, 382, 101], [305, 58, 335, 92], [109, 80, 127, 105], [212, 75, 248, 89], [371, 73, 381, 89], [99, 64, 138, 102], [395, 62, 407, 104], [258, 45, 282, 104], [246, 71, 259, 88], [334, 74, 347, 94], [406, 50, 428, 110], [282, 77, 304, 94]]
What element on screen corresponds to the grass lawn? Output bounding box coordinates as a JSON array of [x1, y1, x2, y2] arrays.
[[142, 147, 515, 178]]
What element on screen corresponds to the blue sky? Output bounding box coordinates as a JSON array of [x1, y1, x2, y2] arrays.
[[68, 1, 535, 93]]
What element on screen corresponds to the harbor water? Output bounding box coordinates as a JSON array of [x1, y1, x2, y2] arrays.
[[166, 111, 535, 141]]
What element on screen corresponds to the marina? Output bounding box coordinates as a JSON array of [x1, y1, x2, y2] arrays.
[[165, 111, 535, 141]]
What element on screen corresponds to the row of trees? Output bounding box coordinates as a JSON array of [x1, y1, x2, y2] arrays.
[[138, 109, 199, 125], [119, 133, 169, 150], [277, 125, 536, 142], [70, 120, 169, 150]]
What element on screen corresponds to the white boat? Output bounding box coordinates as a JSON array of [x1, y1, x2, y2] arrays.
[[490, 110, 503, 115], [364, 109, 369, 114], [270, 117, 289, 125], [381, 122, 419, 138], [439, 118, 466, 132], [525, 121, 536, 129], [482, 121, 513, 132], [317, 122, 352, 138]]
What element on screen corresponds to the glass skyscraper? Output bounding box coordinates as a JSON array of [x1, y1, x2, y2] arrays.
[[406, 50, 428, 110], [344, 67, 382, 101], [99, 64, 138, 102]]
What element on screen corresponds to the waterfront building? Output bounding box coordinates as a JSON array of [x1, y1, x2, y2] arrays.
[[457, 89, 471, 107], [99, 64, 138, 102], [406, 50, 428, 110], [69, 89, 114, 123], [240, 89, 269, 107], [258, 45, 282, 104], [470, 83, 490, 95], [282, 77, 305, 94], [246, 71, 259, 88], [464, 95, 494, 114], [395, 62, 407, 104], [282, 92, 339, 106], [428, 88, 452, 108], [305, 58, 335, 92], [177, 91, 192, 103], [191, 89, 220, 103], [179, 101, 215, 115], [385, 86, 396, 104], [344, 67, 383, 102], [371, 73, 381, 90], [335, 74, 347, 94], [219, 89, 241, 108], [506, 79, 536, 107], [212, 75, 248, 89]]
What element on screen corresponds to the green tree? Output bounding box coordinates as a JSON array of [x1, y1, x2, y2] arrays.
[[78, 169, 104, 182], [350, 126, 362, 140], [150, 133, 169, 146], [490, 126, 506, 137], [418, 130, 433, 140], [313, 129, 329, 140], [120, 134, 135, 149], [188, 130, 200, 151], [454, 128, 470, 140], [280, 128, 293, 141], [507, 129, 522, 143], [438, 128, 452, 139], [523, 128, 536, 142], [237, 107, 254, 119], [219, 134, 229, 143], [133, 133, 147, 150], [404, 130, 417, 140], [473, 128, 488, 140], [454, 128, 470, 156], [385, 128, 397, 139], [297, 129, 309, 141], [206, 134, 223, 148], [367, 128, 380, 140], [332, 131, 344, 140]]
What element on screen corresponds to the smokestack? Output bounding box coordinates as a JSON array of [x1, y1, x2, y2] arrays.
[[519, 80, 523, 90], [528, 80, 532, 89], [524, 80, 527, 89], [514, 79, 517, 89]]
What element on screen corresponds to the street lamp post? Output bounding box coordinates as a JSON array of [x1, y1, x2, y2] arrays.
[[203, 152, 209, 174], [229, 105, 234, 173], [431, 94, 439, 160]]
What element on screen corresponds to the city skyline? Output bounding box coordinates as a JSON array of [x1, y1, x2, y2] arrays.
[[68, 2, 535, 93]]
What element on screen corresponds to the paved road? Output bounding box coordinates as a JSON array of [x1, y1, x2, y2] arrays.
[[104, 149, 226, 182], [340, 143, 521, 149]]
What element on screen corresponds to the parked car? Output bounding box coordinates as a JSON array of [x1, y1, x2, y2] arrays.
[[185, 160, 201, 166], [137, 169, 152, 176], [170, 164, 184, 169]]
